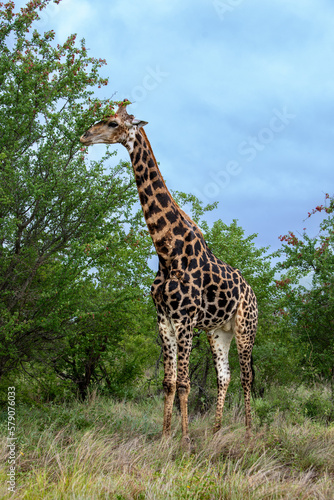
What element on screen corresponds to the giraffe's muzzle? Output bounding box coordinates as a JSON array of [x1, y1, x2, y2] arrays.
[[80, 131, 92, 145]]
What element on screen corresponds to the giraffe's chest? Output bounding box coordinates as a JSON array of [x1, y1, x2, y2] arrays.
[[151, 263, 242, 331]]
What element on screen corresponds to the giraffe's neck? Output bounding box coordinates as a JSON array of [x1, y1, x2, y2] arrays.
[[127, 129, 202, 267]]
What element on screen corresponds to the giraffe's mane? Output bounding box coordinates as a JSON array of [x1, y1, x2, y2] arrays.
[[139, 128, 205, 238]]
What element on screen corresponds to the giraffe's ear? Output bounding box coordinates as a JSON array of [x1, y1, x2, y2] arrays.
[[132, 119, 148, 128]]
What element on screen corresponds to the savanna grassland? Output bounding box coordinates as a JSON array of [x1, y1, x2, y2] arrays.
[[1, 386, 334, 500]]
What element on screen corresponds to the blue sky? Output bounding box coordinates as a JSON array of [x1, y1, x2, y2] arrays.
[[20, 0, 334, 252]]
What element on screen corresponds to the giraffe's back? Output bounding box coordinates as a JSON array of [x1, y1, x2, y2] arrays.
[[191, 248, 254, 332]]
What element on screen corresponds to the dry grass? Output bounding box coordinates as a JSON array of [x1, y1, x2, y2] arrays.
[[0, 395, 333, 499]]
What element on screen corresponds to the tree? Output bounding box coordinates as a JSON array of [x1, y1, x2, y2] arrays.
[[0, 0, 136, 379], [46, 222, 157, 400], [276, 194, 334, 388]]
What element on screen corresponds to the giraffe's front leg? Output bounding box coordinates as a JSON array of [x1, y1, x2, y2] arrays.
[[159, 317, 177, 438], [159, 276, 198, 447], [175, 323, 193, 448]]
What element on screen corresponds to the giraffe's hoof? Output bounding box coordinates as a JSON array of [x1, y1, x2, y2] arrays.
[[181, 435, 192, 452], [161, 432, 171, 443], [160, 434, 172, 450], [245, 429, 252, 441]]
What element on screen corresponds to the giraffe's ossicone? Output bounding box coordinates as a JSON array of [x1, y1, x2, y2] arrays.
[[80, 102, 258, 446]]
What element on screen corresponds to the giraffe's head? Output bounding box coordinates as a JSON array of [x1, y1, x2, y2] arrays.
[[80, 101, 148, 151]]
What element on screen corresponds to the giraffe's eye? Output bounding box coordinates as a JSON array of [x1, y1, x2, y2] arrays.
[[108, 122, 118, 128]]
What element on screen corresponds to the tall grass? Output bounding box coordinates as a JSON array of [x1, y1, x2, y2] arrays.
[[0, 386, 333, 499]]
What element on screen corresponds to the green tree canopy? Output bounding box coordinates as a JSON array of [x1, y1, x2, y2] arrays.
[[0, 0, 137, 379], [276, 194, 334, 386]]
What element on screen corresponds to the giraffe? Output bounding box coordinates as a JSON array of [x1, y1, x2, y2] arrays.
[[80, 102, 258, 447]]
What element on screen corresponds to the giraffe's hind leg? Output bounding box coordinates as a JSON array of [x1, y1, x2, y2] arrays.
[[234, 299, 257, 436], [207, 326, 234, 433]]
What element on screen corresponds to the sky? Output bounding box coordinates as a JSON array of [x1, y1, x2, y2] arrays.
[[16, 0, 334, 252]]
